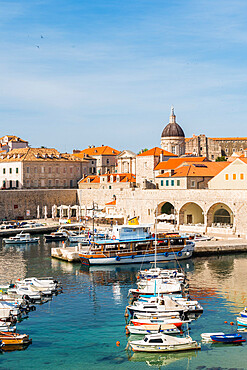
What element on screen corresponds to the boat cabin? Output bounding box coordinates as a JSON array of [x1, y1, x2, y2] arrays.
[[111, 224, 152, 241]]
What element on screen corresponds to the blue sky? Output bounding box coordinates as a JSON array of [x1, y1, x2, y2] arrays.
[[1, 0, 247, 152]]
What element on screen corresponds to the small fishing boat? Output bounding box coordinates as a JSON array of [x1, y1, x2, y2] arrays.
[[131, 317, 191, 329], [237, 317, 247, 327], [239, 307, 247, 318], [0, 323, 16, 332], [44, 231, 68, 242], [201, 332, 225, 342], [0, 331, 32, 346], [128, 333, 201, 352], [210, 333, 245, 343], [126, 323, 180, 335], [8, 286, 43, 301], [3, 233, 39, 245], [138, 268, 185, 283]]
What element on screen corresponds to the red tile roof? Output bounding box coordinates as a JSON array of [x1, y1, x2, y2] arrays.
[[75, 146, 120, 157], [156, 162, 229, 178], [137, 147, 177, 157], [105, 200, 116, 206], [154, 157, 208, 171]]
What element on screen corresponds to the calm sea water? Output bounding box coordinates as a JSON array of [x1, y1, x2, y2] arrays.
[[0, 238, 247, 369]]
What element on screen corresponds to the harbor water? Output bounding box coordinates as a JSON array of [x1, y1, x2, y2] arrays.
[[1, 237, 247, 369]]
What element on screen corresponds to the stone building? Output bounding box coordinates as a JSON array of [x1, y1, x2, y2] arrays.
[[136, 147, 177, 188], [74, 145, 120, 175], [117, 150, 136, 174], [0, 147, 93, 189], [78, 173, 136, 190], [160, 107, 185, 155], [0, 135, 28, 153]]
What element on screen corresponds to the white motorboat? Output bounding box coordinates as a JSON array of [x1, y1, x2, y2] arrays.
[[129, 333, 201, 352], [16, 277, 58, 291], [0, 323, 16, 332], [127, 296, 188, 317], [15, 282, 53, 296], [0, 302, 21, 319], [129, 279, 182, 297], [126, 323, 180, 335], [138, 268, 185, 283], [3, 233, 39, 244], [44, 230, 68, 242], [8, 286, 43, 300]]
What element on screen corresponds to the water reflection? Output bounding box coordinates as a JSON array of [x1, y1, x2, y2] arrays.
[[127, 349, 198, 367]]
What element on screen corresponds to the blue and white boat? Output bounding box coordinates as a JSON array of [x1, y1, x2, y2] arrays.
[[78, 224, 194, 266], [237, 316, 247, 327], [239, 307, 247, 318], [210, 333, 245, 343]]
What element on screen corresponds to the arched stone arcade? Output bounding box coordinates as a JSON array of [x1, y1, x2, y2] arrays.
[[179, 202, 204, 225], [157, 201, 175, 215], [207, 203, 234, 227]]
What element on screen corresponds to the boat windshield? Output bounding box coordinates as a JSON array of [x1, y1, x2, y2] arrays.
[[144, 337, 148, 342]]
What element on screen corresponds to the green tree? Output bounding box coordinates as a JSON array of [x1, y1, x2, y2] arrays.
[[137, 148, 148, 155], [216, 156, 227, 162]]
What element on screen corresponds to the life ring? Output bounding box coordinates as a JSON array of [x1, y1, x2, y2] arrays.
[[116, 256, 120, 261], [177, 251, 182, 257], [152, 233, 155, 238], [112, 235, 116, 240], [164, 252, 169, 257]]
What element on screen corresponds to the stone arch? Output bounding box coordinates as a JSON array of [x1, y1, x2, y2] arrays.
[[157, 201, 175, 215], [207, 203, 234, 227], [179, 202, 204, 225]]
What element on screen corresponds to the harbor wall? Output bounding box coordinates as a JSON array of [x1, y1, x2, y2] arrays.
[[0, 189, 77, 220]]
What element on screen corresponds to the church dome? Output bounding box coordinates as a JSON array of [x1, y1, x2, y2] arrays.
[[161, 107, 185, 138]]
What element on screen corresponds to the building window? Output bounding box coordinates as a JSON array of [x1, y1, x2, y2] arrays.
[[63, 167, 66, 173], [161, 180, 164, 186], [107, 159, 109, 164], [172, 146, 176, 154], [48, 180, 52, 187], [240, 148, 243, 151], [41, 179, 45, 187], [177, 180, 180, 186], [211, 155, 214, 159], [109, 185, 111, 189], [70, 180, 73, 188], [26, 180, 30, 187], [233, 174, 236, 180], [240, 173, 244, 180], [233, 148, 236, 153], [3, 180, 6, 188], [70, 167, 73, 174], [166, 180, 169, 186], [48, 167, 51, 174], [225, 148, 228, 153], [55, 179, 59, 187], [41, 167, 45, 173], [171, 180, 174, 186], [56, 167, 59, 174], [16, 168, 18, 174], [16, 180, 19, 188], [9, 168, 12, 174], [26, 167, 30, 174], [34, 167, 37, 173], [34, 180, 38, 188], [3, 168, 5, 174], [191, 180, 195, 187], [225, 174, 229, 180], [64, 180, 67, 187]]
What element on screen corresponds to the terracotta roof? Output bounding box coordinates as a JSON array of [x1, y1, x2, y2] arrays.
[[0, 135, 28, 143], [79, 175, 100, 184], [105, 200, 116, 206], [75, 146, 120, 157], [137, 147, 177, 157], [0, 148, 84, 162], [154, 157, 208, 171], [157, 162, 229, 178]]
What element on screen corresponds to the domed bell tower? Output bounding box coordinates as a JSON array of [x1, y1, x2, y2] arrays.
[[161, 107, 185, 156]]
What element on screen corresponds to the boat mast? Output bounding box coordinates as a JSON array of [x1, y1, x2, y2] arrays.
[[155, 207, 157, 269]]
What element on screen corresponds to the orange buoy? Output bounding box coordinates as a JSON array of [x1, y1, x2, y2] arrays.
[[224, 321, 228, 324], [230, 322, 234, 325], [137, 276, 140, 279], [116, 341, 120, 347]]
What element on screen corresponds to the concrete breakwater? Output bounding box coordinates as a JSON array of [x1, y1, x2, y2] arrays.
[[194, 239, 247, 256]]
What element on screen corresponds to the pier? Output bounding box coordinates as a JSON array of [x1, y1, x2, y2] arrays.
[[194, 238, 247, 256]]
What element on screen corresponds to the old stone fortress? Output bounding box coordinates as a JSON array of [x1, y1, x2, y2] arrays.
[[1, 107, 247, 237]]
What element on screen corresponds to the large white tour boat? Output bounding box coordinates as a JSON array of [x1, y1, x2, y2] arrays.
[[78, 224, 194, 266]]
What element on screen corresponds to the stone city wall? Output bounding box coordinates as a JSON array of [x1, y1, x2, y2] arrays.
[[78, 188, 247, 236], [0, 189, 77, 220]]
